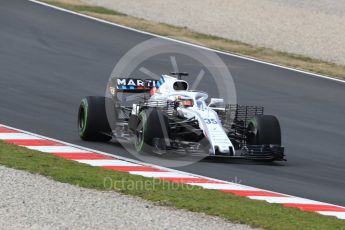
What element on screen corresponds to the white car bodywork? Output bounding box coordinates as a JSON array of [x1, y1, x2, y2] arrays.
[[132, 75, 235, 155]]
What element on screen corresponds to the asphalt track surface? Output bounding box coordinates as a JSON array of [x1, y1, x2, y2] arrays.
[[1, 0, 345, 206]]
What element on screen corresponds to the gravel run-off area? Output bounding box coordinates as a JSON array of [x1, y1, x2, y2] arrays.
[[0, 166, 255, 230], [82, 0, 345, 65]]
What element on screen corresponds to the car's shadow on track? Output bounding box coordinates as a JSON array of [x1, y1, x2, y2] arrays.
[[201, 157, 285, 166], [105, 141, 285, 166]]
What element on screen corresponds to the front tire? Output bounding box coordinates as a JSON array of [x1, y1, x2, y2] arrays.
[[134, 108, 171, 153], [78, 96, 112, 142], [247, 115, 281, 145]]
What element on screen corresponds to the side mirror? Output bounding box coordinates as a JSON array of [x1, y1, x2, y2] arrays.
[[208, 98, 224, 107]]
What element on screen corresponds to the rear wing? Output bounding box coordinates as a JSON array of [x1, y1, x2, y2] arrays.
[[109, 78, 162, 94]]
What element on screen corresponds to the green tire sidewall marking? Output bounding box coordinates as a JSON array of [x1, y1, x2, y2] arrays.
[[248, 118, 257, 129], [79, 98, 88, 137], [135, 111, 146, 152], [247, 118, 258, 144]]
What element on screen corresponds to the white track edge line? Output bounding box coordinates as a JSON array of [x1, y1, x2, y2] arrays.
[[28, 0, 345, 84], [2, 123, 345, 211]]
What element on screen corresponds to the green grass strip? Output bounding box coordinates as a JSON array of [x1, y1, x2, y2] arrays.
[[47, 1, 127, 16], [1, 141, 345, 229]]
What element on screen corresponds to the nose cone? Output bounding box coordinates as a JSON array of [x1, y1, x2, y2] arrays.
[[218, 145, 230, 153]]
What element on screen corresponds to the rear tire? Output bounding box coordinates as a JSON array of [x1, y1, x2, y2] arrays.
[[247, 115, 281, 145], [78, 96, 112, 142], [134, 108, 171, 153]]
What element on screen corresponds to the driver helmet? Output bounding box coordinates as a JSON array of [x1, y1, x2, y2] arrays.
[[175, 95, 194, 108]]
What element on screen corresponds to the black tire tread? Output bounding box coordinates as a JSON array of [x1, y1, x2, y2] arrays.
[[135, 108, 170, 153], [78, 96, 112, 142], [247, 115, 281, 145]]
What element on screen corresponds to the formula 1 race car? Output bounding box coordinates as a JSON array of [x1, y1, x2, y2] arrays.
[[78, 72, 285, 161]]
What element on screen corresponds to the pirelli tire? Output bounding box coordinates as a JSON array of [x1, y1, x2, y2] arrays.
[[78, 96, 112, 142], [246, 115, 281, 145], [134, 108, 171, 153]]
